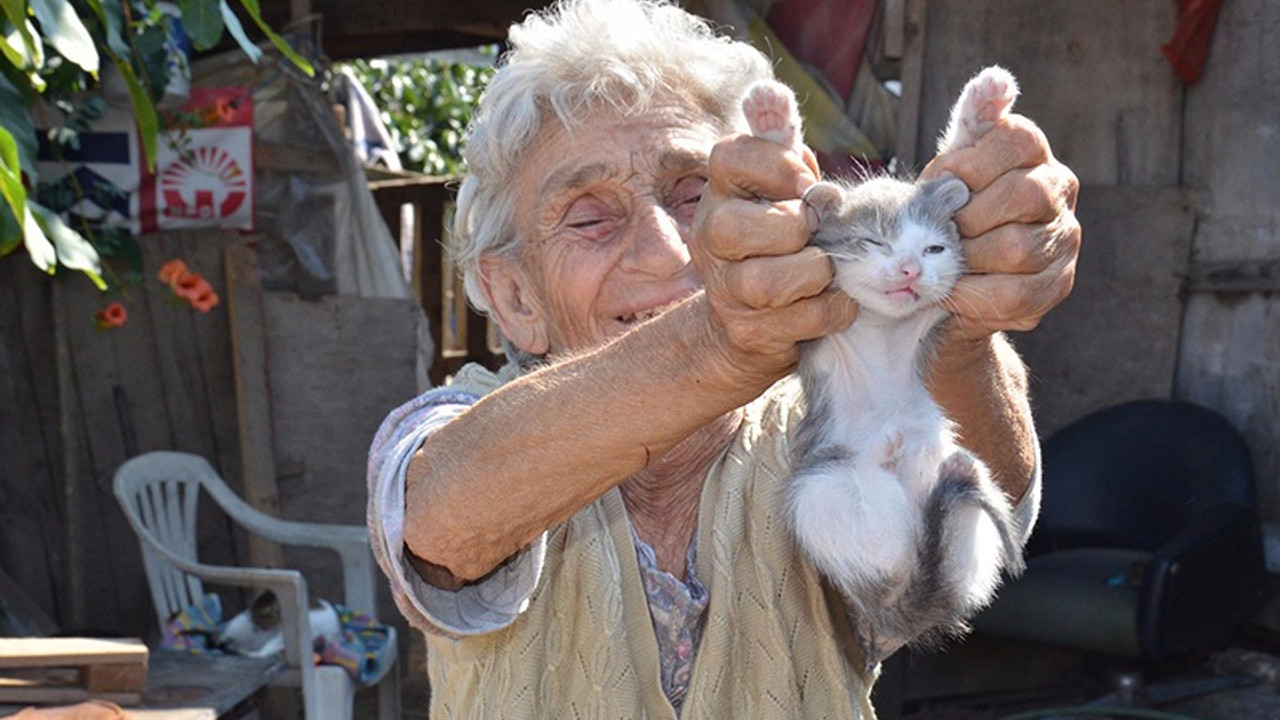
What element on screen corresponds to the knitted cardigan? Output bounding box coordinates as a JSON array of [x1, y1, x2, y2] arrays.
[[380, 365, 877, 719]]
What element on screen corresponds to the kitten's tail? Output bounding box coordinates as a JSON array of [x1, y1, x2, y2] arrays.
[[906, 451, 1025, 646], [850, 451, 1025, 666]]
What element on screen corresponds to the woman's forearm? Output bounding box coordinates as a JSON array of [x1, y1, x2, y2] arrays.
[[928, 331, 1037, 502]]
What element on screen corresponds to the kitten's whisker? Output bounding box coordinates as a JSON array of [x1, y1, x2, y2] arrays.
[[941, 288, 1001, 324]]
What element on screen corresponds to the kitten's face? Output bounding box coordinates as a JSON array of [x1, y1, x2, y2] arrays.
[[806, 177, 969, 319]]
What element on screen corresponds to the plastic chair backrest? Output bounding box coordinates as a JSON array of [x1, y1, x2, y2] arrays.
[[1034, 399, 1257, 554], [113, 452, 218, 627]]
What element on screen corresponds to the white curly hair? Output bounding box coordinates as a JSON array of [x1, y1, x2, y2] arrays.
[[451, 0, 774, 315]]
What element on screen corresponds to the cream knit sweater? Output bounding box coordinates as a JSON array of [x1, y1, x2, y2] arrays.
[[413, 366, 877, 719]]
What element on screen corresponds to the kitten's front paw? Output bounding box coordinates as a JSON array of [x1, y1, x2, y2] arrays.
[[879, 431, 905, 472], [742, 80, 800, 149]]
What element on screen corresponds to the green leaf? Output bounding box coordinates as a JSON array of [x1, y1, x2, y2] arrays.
[[0, 200, 19, 255], [30, 0, 100, 75], [0, 0, 38, 66], [236, 0, 312, 76], [0, 71, 36, 174], [0, 122, 28, 230], [30, 201, 105, 288], [3, 17, 42, 69], [218, 0, 260, 63], [101, 51, 159, 171], [84, 0, 130, 59], [22, 203, 55, 273], [178, 0, 223, 51], [132, 22, 170, 102]]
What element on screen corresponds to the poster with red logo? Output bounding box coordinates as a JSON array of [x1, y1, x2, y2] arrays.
[[141, 87, 254, 232]]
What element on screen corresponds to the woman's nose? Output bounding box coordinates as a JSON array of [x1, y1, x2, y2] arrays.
[[622, 203, 691, 277]]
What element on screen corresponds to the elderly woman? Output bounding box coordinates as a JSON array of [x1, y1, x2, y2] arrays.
[[367, 0, 1079, 716]]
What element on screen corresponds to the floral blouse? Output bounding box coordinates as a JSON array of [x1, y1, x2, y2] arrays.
[[632, 529, 709, 714]]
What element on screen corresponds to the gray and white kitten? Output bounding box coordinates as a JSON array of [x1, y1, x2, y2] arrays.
[[741, 67, 1026, 667]]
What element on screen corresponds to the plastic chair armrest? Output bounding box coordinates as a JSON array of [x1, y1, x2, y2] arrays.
[[199, 481, 379, 613]]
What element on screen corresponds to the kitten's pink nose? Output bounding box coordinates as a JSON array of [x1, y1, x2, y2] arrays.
[[898, 259, 921, 282]]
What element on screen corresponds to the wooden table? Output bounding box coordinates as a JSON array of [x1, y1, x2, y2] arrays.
[[1, 651, 283, 720], [137, 652, 284, 719]]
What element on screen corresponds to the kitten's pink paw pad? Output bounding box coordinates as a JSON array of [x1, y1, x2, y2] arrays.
[[938, 451, 980, 485], [879, 431, 905, 472], [964, 68, 1018, 124], [743, 81, 799, 147]]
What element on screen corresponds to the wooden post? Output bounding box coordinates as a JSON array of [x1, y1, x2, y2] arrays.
[[224, 241, 285, 569], [52, 281, 89, 629], [895, 0, 928, 170]]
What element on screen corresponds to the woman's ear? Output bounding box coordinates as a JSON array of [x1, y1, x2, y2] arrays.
[[478, 255, 550, 356]]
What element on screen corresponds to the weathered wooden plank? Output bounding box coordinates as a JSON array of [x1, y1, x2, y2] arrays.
[[262, 292, 419, 600], [168, 234, 243, 540], [911, 0, 1181, 184], [894, 0, 928, 170], [275, 0, 546, 58], [0, 638, 147, 667], [255, 141, 339, 176], [52, 279, 100, 632], [143, 232, 247, 588], [143, 652, 282, 716], [143, 234, 219, 459], [56, 270, 170, 634], [225, 242, 286, 570], [1011, 186, 1194, 437], [0, 258, 64, 620]]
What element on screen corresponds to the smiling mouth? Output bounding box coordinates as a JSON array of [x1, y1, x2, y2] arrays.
[[619, 307, 665, 324], [618, 299, 685, 325]]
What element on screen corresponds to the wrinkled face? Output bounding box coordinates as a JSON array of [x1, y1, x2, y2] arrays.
[[485, 104, 720, 355]]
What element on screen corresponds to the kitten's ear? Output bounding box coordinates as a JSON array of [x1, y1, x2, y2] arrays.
[[478, 255, 550, 356], [802, 181, 843, 226], [919, 176, 971, 218]]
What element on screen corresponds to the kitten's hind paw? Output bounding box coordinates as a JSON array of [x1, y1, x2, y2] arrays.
[[963, 66, 1019, 127], [742, 79, 801, 150], [937, 65, 1020, 153], [937, 448, 982, 486]]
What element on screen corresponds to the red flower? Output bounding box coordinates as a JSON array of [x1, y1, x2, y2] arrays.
[[94, 302, 128, 330], [159, 259, 220, 313], [158, 259, 189, 285], [190, 288, 220, 313], [214, 96, 236, 124], [174, 272, 211, 301]]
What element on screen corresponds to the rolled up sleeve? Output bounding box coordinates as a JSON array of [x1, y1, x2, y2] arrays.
[[367, 391, 546, 638]]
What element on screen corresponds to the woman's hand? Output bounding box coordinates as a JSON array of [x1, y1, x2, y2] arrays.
[[689, 134, 858, 387], [922, 114, 1081, 345]]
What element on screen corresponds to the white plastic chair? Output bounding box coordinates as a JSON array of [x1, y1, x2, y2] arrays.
[[113, 451, 401, 720]]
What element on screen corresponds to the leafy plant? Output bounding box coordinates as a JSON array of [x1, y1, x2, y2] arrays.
[[0, 0, 312, 290], [341, 52, 495, 177]]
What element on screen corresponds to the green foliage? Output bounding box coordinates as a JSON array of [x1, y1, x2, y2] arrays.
[[0, 0, 311, 291], [342, 52, 495, 177]]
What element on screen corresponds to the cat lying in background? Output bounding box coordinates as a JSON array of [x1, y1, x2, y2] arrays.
[[741, 66, 1027, 667]]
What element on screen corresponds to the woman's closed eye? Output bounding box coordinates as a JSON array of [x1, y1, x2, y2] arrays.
[[667, 175, 707, 223], [563, 196, 620, 240]]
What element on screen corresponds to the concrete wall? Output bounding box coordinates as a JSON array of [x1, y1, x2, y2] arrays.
[[902, 0, 1279, 540]]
